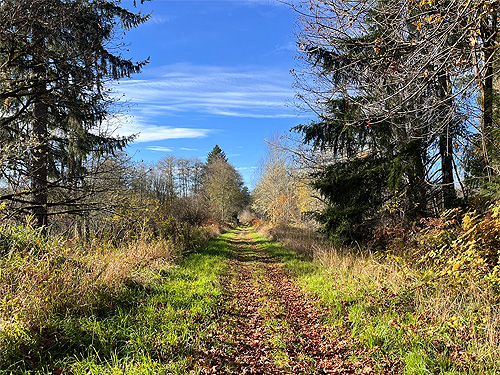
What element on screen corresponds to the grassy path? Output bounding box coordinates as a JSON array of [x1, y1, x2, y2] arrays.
[[200, 227, 357, 374], [2, 227, 368, 374]]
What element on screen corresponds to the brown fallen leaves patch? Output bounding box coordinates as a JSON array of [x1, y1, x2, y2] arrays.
[[197, 229, 378, 374]]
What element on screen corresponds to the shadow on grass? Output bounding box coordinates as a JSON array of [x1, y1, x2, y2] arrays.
[[2, 284, 156, 373], [1, 235, 231, 374]]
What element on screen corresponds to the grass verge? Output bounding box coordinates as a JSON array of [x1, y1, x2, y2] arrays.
[[253, 226, 500, 374], [0, 227, 232, 374]]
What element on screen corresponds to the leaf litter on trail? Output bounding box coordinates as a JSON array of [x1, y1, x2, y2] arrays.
[[197, 229, 391, 374]]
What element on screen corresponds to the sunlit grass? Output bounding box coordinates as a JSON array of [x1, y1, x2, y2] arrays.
[[0, 225, 232, 374], [253, 225, 500, 374]]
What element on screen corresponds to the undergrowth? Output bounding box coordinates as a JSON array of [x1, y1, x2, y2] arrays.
[[254, 223, 500, 374], [0, 222, 230, 374]]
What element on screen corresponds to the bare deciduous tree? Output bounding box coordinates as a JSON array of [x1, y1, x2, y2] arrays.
[[203, 158, 246, 223]]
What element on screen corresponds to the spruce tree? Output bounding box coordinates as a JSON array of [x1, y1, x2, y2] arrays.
[[206, 145, 228, 164], [0, 0, 149, 227]]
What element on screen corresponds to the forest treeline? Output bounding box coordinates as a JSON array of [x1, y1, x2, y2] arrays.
[[6, 0, 499, 247]]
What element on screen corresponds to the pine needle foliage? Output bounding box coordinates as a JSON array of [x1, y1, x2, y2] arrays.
[[0, 0, 150, 226]]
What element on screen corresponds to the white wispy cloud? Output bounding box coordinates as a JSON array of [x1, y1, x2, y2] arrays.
[[274, 41, 297, 53], [115, 63, 297, 120], [237, 166, 258, 171], [148, 15, 171, 25], [146, 146, 174, 152], [105, 114, 213, 143], [181, 147, 198, 151]]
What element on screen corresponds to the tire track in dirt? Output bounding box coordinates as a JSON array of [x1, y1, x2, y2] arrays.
[[198, 228, 362, 374]]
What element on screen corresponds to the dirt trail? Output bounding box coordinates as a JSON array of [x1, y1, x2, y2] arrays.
[[199, 228, 362, 374]]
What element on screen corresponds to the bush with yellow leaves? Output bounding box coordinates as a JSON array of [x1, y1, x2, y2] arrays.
[[441, 203, 500, 292], [377, 202, 500, 295]]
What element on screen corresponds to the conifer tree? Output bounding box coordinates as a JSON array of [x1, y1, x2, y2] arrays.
[[206, 145, 228, 164], [0, 0, 149, 226]]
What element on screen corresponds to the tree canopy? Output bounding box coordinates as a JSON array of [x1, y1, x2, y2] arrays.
[[292, 0, 500, 242], [203, 145, 247, 223], [0, 0, 150, 226], [206, 144, 228, 165]]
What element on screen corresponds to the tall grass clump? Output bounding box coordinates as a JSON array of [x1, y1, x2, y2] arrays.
[[255, 208, 500, 373], [0, 214, 223, 372], [0, 218, 50, 256]]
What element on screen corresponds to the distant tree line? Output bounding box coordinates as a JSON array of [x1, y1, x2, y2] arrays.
[[131, 145, 249, 226]]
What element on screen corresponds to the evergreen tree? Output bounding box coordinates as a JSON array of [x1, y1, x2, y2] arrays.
[[291, 0, 481, 242], [0, 0, 149, 227], [206, 145, 228, 164]]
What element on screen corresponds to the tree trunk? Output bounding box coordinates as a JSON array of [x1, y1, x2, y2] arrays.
[[409, 140, 428, 218], [480, 9, 498, 177], [482, 49, 494, 175], [437, 70, 456, 208], [439, 128, 455, 208], [31, 63, 48, 228]]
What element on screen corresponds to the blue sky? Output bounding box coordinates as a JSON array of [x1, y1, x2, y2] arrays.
[[113, 0, 309, 187]]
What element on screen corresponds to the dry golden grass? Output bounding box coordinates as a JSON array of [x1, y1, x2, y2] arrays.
[[0, 218, 225, 338], [255, 222, 323, 259], [256, 223, 500, 371], [0, 235, 176, 332]]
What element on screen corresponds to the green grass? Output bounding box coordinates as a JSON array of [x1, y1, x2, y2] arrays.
[[252, 228, 500, 374], [0, 233, 232, 374]]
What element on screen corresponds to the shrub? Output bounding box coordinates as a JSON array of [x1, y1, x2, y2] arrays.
[[372, 202, 500, 295]]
